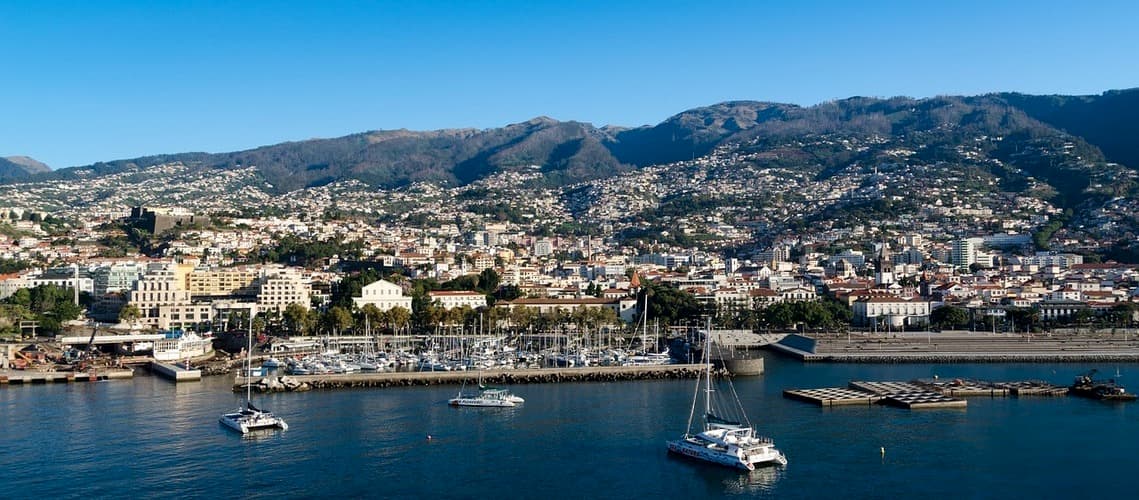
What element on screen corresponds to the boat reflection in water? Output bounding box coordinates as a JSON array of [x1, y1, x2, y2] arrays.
[[723, 465, 782, 494], [665, 452, 783, 494]]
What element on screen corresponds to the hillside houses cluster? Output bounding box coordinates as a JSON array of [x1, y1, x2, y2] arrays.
[[0, 194, 1137, 335]]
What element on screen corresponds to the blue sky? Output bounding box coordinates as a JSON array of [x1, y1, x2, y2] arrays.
[[3, 0, 1137, 169]]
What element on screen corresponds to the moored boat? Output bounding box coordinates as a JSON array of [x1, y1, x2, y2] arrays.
[[1070, 369, 1137, 401], [667, 319, 786, 471], [220, 315, 288, 434], [154, 330, 214, 361], [449, 387, 520, 407]]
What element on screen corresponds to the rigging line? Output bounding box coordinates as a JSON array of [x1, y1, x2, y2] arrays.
[[714, 338, 754, 428]]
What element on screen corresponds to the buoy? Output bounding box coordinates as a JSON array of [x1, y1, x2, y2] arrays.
[[880, 446, 885, 455], [426, 434, 433, 441]]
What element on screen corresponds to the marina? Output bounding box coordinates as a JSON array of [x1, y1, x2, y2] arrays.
[[235, 364, 709, 391], [4, 356, 1139, 498]]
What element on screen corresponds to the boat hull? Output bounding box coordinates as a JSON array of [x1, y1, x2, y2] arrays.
[[448, 397, 516, 407], [667, 438, 787, 471], [1070, 384, 1137, 401], [219, 410, 289, 434]]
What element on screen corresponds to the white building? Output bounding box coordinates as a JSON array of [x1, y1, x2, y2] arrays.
[[128, 265, 212, 330], [0, 273, 33, 300], [951, 238, 979, 270], [257, 267, 312, 313], [428, 290, 488, 310], [353, 279, 413, 312], [852, 295, 931, 328], [533, 239, 554, 257]]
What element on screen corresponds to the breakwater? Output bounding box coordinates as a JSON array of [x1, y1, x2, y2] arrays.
[[236, 364, 712, 392], [0, 369, 134, 384]]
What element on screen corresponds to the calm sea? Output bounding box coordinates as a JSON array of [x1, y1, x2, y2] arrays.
[[2, 355, 1136, 499]]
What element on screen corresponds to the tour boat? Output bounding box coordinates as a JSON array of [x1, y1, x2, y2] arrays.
[[667, 320, 786, 471], [220, 401, 290, 434], [220, 317, 288, 434], [449, 375, 524, 408], [449, 387, 521, 407]]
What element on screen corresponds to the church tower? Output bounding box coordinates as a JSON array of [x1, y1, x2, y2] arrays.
[[875, 241, 894, 286]]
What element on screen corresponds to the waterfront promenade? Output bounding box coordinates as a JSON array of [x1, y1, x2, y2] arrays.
[[774, 330, 1139, 362]]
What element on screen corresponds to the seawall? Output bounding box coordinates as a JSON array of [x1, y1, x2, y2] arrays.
[[236, 364, 712, 391], [769, 331, 1139, 363]]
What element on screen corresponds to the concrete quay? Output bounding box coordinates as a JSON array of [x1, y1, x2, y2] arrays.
[[0, 369, 134, 385], [772, 331, 1139, 363], [236, 364, 709, 391], [149, 362, 202, 382]]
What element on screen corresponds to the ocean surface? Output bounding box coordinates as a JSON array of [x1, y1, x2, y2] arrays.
[[3, 355, 1137, 499]]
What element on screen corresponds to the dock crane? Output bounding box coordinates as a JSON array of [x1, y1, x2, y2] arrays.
[[84, 323, 98, 357], [64, 324, 99, 366]]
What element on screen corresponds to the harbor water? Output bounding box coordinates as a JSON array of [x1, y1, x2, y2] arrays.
[[2, 355, 1137, 498]]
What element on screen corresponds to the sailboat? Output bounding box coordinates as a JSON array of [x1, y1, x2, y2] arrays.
[[220, 313, 289, 434], [624, 281, 671, 366], [667, 319, 786, 471]]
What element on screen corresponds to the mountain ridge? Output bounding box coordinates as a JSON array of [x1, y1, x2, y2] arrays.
[[13, 88, 1139, 194]]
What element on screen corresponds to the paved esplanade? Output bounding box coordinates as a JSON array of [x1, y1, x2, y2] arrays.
[[801, 330, 1139, 362]]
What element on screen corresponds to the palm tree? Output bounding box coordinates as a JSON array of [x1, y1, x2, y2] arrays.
[[118, 304, 142, 327]]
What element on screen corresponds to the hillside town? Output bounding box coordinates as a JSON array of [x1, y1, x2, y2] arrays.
[[2, 116, 1139, 350], [0, 188, 1134, 351]]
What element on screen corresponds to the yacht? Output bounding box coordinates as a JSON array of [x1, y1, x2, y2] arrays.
[[154, 330, 214, 361], [449, 387, 521, 407], [667, 320, 786, 471], [220, 402, 290, 434], [449, 375, 524, 407], [220, 316, 288, 434]]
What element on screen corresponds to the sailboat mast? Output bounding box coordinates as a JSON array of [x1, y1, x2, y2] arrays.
[[247, 310, 254, 404], [641, 290, 648, 352], [704, 316, 712, 422]]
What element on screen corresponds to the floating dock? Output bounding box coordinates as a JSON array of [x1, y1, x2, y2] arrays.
[[150, 362, 202, 382], [782, 387, 882, 406], [784, 378, 1071, 410], [0, 369, 134, 385], [849, 380, 926, 395], [878, 391, 967, 409]]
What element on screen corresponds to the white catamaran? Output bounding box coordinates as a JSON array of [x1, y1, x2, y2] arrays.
[[449, 373, 524, 407], [667, 319, 786, 471], [220, 314, 288, 434]]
